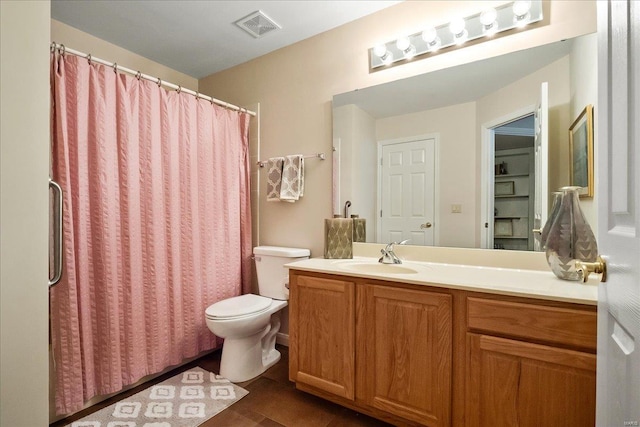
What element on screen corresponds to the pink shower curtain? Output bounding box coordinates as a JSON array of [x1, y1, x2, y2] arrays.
[[49, 53, 252, 415]]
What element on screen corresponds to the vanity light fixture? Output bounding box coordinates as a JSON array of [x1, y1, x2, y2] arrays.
[[369, 0, 543, 71]]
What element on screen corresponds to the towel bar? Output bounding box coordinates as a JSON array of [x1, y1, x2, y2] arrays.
[[257, 153, 325, 168]]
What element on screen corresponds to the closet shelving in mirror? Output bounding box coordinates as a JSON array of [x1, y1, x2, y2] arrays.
[[494, 147, 535, 250]]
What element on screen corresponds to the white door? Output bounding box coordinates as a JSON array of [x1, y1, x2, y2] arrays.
[[533, 82, 549, 251], [379, 138, 436, 245], [596, 1, 640, 425]]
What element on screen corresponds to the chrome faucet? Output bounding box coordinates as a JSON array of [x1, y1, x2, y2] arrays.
[[378, 240, 409, 264]]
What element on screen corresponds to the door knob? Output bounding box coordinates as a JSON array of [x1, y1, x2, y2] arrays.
[[575, 256, 607, 283], [420, 222, 432, 229]]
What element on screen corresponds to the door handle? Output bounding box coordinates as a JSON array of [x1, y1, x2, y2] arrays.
[[49, 179, 63, 287], [420, 222, 432, 229]]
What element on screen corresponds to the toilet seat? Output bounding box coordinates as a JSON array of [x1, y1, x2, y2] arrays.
[[205, 294, 272, 320]]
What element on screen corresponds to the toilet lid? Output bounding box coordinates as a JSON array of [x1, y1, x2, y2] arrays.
[[205, 294, 272, 319]]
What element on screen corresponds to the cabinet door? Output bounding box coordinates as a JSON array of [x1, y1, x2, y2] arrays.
[[358, 284, 452, 426], [466, 333, 596, 427], [289, 274, 355, 400]]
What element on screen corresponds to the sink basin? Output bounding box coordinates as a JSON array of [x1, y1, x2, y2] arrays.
[[339, 262, 419, 275]]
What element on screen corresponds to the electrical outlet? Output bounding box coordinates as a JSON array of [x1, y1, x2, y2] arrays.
[[451, 204, 462, 213]]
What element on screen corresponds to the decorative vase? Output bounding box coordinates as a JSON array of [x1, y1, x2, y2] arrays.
[[544, 186, 598, 281], [539, 191, 562, 249]]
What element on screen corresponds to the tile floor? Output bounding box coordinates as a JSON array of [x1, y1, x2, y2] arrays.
[[52, 345, 392, 427]]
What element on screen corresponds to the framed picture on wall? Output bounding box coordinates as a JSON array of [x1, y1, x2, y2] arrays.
[[569, 105, 594, 198]]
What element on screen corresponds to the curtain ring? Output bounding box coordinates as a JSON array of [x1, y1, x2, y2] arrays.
[[60, 44, 66, 56], [177, 85, 182, 94], [157, 77, 162, 87], [112, 63, 118, 73], [210, 97, 214, 105], [50, 42, 56, 53], [135, 71, 141, 80], [87, 54, 92, 65], [195, 91, 200, 100]]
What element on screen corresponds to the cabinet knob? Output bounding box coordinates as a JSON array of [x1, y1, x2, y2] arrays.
[[421, 222, 432, 229], [575, 256, 607, 283]]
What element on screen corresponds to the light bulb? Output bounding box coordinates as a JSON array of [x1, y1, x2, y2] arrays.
[[480, 8, 498, 35], [373, 44, 388, 58], [480, 8, 497, 26], [449, 18, 468, 44], [449, 18, 466, 36], [372, 44, 393, 65], [396, 37, 411, 52], [396, 37, 416, 59], [421, 27, 438, 44], [513, 0, 532, 27], [422, 26, 441, 51], [513, 0, 532, 17], [404, 45, 417, 59], [381, 51, 393, 65]]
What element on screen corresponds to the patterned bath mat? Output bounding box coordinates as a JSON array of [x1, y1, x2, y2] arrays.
[[68, 367, 248, 427]]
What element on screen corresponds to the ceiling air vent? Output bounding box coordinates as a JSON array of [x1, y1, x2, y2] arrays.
[[235, 10, 281, 39]]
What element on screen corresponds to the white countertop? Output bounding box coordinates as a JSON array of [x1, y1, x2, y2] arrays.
[[286, 257, 598, 306]]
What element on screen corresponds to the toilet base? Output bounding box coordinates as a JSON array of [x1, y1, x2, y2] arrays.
[[219, 311, 282, 383], [262, 346, 281, 371]]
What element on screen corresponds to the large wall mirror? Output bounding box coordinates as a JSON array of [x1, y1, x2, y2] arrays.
[[332, 32, 597, 251]]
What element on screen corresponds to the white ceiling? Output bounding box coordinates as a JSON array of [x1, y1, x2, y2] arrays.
[[51, 0, 401, 78]]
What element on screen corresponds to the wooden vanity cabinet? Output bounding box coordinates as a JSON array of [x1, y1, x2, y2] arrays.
[[464, 296, 597, 427], [357, 283, 452, 426], [288, 269, 597, 427], [288, 273, 355, 400], [289, 270, 453, 426]]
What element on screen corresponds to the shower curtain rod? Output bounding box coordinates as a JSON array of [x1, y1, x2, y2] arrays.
[[50, 43, 256, 117]]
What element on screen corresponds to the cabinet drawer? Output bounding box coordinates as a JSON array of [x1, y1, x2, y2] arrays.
[[467, 297, 597, 351]]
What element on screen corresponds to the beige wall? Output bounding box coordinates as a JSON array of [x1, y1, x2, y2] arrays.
[[1, 1, 51, 426], [570, 33, 598, 232], [199, 0, 597, 257], [332, 104, 377, 240], [51, 19, 198, 91]]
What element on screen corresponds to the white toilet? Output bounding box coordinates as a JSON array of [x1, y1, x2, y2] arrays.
[[205, 246, 310, 382]]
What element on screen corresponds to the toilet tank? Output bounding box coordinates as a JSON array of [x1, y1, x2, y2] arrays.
[[253, 246, 310, 300]]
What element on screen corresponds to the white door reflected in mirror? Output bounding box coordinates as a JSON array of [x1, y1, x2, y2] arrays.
[[379, 137, 436, 246]]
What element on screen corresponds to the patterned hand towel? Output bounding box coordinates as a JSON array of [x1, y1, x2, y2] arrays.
[[280, 155, 305, 202], [266, 157, 284, 202]]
